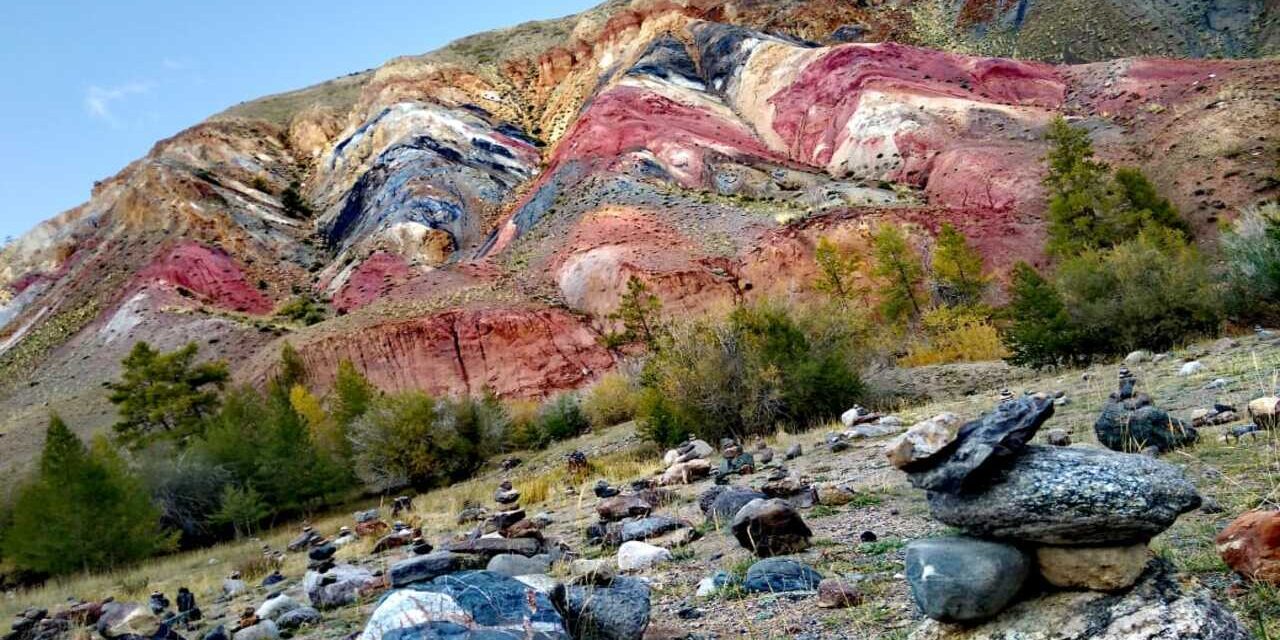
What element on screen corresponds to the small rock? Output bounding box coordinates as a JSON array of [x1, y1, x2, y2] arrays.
[[907, 394, 1055, 493], [906, 537, 1030, 623], [696, 571, 738, 597], [597, 495, 654, 522], [659, 459, 712, 486], [743, 558, 822, 593], [731, 499, 812, 557], [274, 608, 320, 632], [593, 480, 621, 498], [884, 412, 963, 470], [1124, 350, 1152, 364], [617, 541, 672, 572], [254, 595, 300, 622], [1045, 428, 1071, 447], [816, 579, 862, 609], [815, 483, 858, 506], [703, 486, 767, 525], [487, 553, 552, 577], [1179, 360, 1205, 376], [233, 620, 278, 640], [784, 444, 802, 460], [1036, 543, 1150, 591]]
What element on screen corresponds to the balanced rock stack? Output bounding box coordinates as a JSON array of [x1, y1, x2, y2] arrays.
[[1094, 368, 1197, 453], [886, 391, 1250, 637]]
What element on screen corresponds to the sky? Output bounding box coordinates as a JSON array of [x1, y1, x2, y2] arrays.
[[0, 0, 599, 242]]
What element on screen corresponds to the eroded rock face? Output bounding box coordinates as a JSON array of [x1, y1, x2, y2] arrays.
[[927, 446, 1201, 545], [908, 561, 1251, 640]]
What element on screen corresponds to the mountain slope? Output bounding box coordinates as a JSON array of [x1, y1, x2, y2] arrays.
[[1, 0, 1277, 475]]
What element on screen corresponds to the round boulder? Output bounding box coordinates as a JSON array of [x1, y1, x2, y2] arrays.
[[905, 537, 1030, 623]]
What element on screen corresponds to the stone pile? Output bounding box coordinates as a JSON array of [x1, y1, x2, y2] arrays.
[[714, 438, 755, 483], [886, 391, 1248, 636], [1093, 368, 1197, 453]]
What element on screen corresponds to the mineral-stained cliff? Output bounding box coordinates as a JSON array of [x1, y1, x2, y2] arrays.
[[0, 0, 1276, 473]]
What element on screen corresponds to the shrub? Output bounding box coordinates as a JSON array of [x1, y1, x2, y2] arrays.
[[277, 297, 327, 326], [506, 399, 543, 450], [1056, 227, 1220, 354], [3, 416, 175, 576], [641, 302, 864, 444], [535, 393, 590, 443], [280, 181, 312, 218], [347, 391, 507, 493], [139, 452, 233, 547], [581, 371, 642, 428], [902, 306, 1007, 366], [107, 342, 229, 450], [1221, 203, 1280, 323], [602, 276, 664, 350], [635, 388, 691, 448]]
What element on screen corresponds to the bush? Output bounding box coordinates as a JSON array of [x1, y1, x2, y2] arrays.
[[506, 399, 543, 450], [348, 391, 507, 493], [635, 388, 691, 448], [1056, 227, 1220, 354], [212, 485, 270, 539], [535, 393, 590, 443], [901, 306, 1007, 366], [277, 297, 327, 326], [581, 372, 642, 428], [640, 302, 864, 445], [139, 452, 233, 547], [1221, 203, 1280, 323], [3, 417, 174, 576]]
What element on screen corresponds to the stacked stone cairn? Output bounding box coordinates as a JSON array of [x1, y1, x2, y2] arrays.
[[887, 390, 1251, 635], [1094, 367, 1198, 454]]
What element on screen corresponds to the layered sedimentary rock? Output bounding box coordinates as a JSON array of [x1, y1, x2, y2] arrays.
[[1, 0, 1277, 474]]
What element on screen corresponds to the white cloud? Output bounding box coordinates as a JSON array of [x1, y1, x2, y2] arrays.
[[85, 82, 153, 126], [161, 57, 189, 70]]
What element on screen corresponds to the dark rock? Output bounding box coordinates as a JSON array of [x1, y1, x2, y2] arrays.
[[905, 537, 1030, 623], [831, 24, 868, 42], [457, 506, 489, 524], [444, 536, 542, 558], [1095, 374, 1198, 453], [704, 487, 767, 525], [593, 480, 620, 499], [273, 608, 320, 632], [910, 560, 1250, 639], [306, 544, 335, 563], [485, 509, 527, 533], [859, 531, 877, 543], [743, 559, 822, 593], [200, 626, 228, 640], [731, 499, 812, 557], [619, 516, 686, 544], [285, 529, 320, 553], [784, 444, 802, 460], [716, 452, 755, 478], [359, 571, 568, 639], [927, 445, 1201, 545], [553, 577, 651, 640], [597, 495, 652, 522], [303, 564, 383, 610], [907, 394, 1055, 493], [389, 551, 484, 587], [260, 572, 284, 588]]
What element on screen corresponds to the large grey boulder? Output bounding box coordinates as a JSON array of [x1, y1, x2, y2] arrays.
[[909, 560, 1250, 640], [927, 445, 1201, 545], [553, 577, 651, 640], [358, 571, 568, 640], [905, 537, 1030, 623], [907, 394, 1055, 493]]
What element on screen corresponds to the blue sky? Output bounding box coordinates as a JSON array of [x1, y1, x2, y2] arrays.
[[0, 0, 598, 242]]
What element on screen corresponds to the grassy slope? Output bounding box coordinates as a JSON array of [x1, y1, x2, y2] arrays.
[[3, 333, 1278, 637]]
